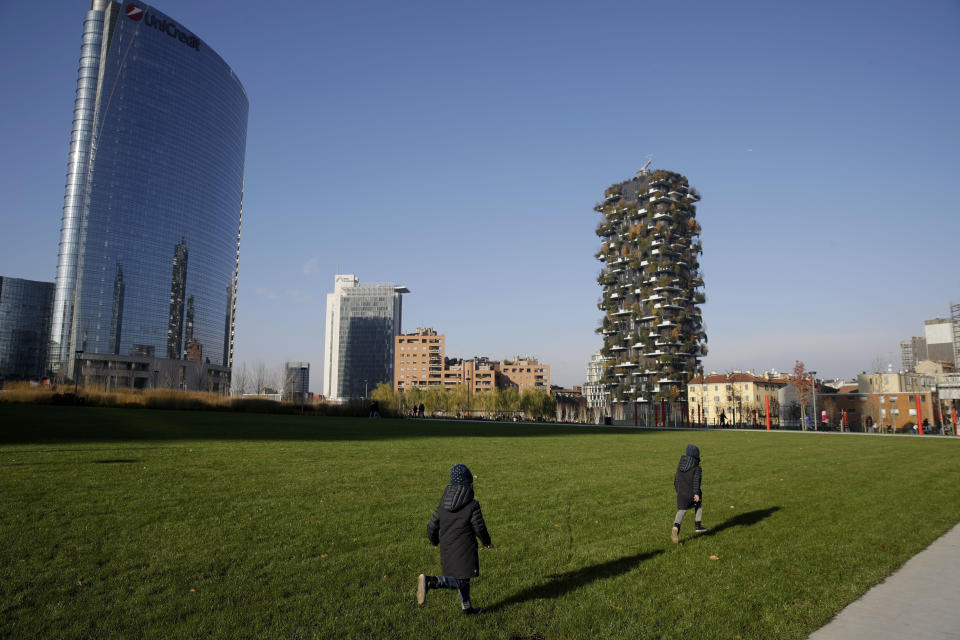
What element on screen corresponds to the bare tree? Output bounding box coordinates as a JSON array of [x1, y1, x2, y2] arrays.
[[232, 362, 249, 396], [279, 363, 293, 401], [792, 360, 813, 431], [254, 361, 269, 394]]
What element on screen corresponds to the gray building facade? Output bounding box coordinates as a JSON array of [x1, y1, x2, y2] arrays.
[[284, 361, 310, 402], [323, 275, 408, 402], [49, 1, 248, 382], [0, 277, 55, 383]]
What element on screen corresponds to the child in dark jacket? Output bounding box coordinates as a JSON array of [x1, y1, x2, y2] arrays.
[[672, 444, 708, 543], [417, 464, 493, 615]]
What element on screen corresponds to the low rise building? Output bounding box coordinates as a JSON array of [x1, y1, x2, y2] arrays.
[[916, 359, 955, 375], [857, 372, 937, 394], [442, 357, 498, 394], [818, 388, 940, 433], [75, 353, 230, 393], [552, 386, 587, 422], [393, 328, 550, 395], [497, 357, 550, 391], [687, 371, 788, 426]]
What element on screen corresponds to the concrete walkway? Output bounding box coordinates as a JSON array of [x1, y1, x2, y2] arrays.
[[808, 523, 960, 640]]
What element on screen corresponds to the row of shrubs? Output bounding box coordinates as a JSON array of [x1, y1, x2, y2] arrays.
[[0, 382, 381, 417]]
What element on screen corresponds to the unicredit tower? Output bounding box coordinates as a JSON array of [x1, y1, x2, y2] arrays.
[[50, 1, 248, 380]]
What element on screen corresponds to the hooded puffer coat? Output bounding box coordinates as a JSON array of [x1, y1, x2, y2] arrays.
[[427, 484, 492, 579], [674, 444, 702, 509]]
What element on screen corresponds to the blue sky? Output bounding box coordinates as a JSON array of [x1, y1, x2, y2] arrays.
[[1, 0, 958, 389]]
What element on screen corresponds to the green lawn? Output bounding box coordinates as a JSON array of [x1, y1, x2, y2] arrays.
[[2, 404, 959, 639]]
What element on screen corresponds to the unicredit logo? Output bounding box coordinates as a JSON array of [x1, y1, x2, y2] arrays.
[[126, 4, 201, 52], [125, 4, 144, 21]]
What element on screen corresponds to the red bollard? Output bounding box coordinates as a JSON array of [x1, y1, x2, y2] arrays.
[[917, 396, 923, 434], [765, 395, 771, 430]]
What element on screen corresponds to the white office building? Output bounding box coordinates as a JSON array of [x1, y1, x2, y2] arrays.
[[323, 275, 408, 402], [583, 351, 610, 409]]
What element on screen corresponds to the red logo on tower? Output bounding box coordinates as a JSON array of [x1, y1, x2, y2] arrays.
[[125, 4, 144, 21]]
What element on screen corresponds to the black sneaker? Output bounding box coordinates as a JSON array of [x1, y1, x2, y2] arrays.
[[416, 574, 427, 605], [695, 523, 708, 533], [462, 606, 483, 615]]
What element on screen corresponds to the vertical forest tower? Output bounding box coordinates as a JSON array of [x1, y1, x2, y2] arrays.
[[595, 167, 707, 413]]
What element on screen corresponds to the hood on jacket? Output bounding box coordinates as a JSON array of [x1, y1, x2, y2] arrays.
[[439, 484, 475, 512], [677, 445, 700, 472]]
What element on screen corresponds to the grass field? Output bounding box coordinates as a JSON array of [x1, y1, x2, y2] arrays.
[[2, 404, 959, 639]]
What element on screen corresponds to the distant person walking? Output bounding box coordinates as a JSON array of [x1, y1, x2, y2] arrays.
[[419, 402, 426, 418], [417, 464, 493, 615], [672, 444, 707, 543], [719, 410, 727, 427], [369, 400, 379, 418]]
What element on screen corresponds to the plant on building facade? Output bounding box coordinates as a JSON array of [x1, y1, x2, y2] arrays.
[[594, 168, 706, 407]]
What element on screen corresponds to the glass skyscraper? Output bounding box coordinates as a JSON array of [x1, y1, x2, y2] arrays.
[[49, 1, 248, 378], [0, 277, 55, 383], [323, 275, 408, 402]]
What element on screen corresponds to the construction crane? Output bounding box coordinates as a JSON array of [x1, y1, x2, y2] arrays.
[[636, 156, 653, 178]]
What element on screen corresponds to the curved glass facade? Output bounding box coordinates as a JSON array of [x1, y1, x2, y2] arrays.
[[50, 1, 248, 375]]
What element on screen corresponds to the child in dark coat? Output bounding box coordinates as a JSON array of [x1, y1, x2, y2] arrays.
[[417, 464, 493, 614], [672, 444, 708, 543]]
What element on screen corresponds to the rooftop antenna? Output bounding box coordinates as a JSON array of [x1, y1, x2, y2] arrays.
[[636, 155, 653, 178]]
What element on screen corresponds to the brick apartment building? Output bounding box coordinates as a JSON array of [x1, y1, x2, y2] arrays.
[[818, 386, 941, 432], [394, 328, 444, 391], [393, 329, 550, 393], [496, 357, 550, 391]]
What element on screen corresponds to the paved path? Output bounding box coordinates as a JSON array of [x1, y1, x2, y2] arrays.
[[808, 523, 960, 640]]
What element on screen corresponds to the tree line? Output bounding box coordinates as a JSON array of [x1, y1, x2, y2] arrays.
[[370, 382, 556, 420]]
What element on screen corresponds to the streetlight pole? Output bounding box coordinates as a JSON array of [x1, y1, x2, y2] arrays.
[[74, 349, 84, 394]]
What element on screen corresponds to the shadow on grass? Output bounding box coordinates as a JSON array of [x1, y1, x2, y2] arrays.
[[485, 509, 781, 613], [92, 458, 142, 464], [697, 506, 782, 538], [485, 549, 664, 613]]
